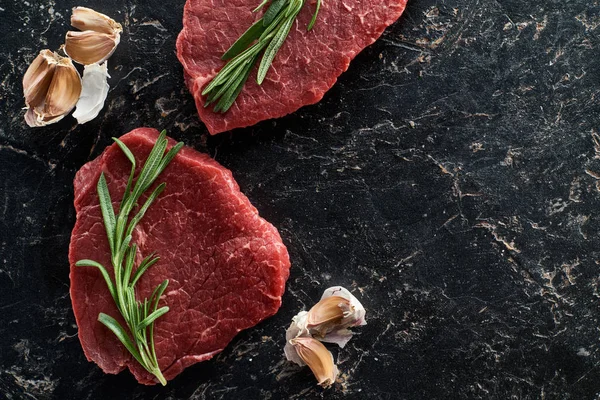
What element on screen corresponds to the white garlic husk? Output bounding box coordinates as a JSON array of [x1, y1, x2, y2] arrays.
[[72, 62, 110, 124], [284, 311, 309, 365]]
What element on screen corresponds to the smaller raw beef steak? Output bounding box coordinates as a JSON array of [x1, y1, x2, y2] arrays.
[[177, 0, 409, 134], [69, 128, 290, 384]]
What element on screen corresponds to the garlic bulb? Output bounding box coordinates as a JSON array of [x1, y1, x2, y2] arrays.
[[64, 7, 122, 65], [22, 50, 82, 127], [72, 62, 110, 124], [289, 337, 339, 388]]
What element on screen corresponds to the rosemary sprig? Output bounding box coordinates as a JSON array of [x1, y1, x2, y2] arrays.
[[76, 130, 184, 385], [202, 0, 322, 113]]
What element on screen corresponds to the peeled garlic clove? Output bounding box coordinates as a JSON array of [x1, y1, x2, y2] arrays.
[[22, 50, 82, 128], [64, 30, 120, 65], [290, 337, 339, 388], [73, 62, 110, 124], [23, 50, 57, 108], [71, 7, 123, 35]]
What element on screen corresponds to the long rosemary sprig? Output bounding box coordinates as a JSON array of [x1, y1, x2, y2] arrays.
[[76, 130, 184, 385], [202, 0, 322, 113]]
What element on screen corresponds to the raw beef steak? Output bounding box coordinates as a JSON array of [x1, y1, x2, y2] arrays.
[[177, 0, 408, 134], [69, 128, 290, 384]]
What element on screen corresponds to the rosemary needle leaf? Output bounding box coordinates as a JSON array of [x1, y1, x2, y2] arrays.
[[130, 255, 160, 287], [205, 60, 249, 107], [157, 146, 183, 179], [307, 0, 322, 31], [113, 138, 137, 209], [123, 243, 137, 288], [257, 16, 296, 84], [137, 306, 170, 331], [116, 234, 132, 266], [264, 0, 287, 27], [151, 280, 170, 312], [253, 0, 270, 12], [113, 138, 136, 167], [97, 173, 116, 252], [215, 57, 256, 112], [75, 260, 116, 301], [125, 183, 166, 239], [222, 19, 267, 60], [98, 313, 145, 365]]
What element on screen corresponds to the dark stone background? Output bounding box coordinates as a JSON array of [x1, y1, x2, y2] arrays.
[[1, 0, 600, 398]]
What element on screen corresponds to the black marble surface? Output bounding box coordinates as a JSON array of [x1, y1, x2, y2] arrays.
[[1, 0, 600, 398]]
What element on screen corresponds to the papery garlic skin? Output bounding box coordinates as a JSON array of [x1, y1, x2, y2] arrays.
[[73, 62, 110, 124], [23, 50, 82, 127], [284, 311, 309, 366], [289, 337, 339, 388]]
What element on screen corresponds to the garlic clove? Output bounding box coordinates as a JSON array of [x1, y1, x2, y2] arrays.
[[22, 51, 82, 128], [43, 56, 82, 118], [73, 62, 110, 124], [23, 50, 57, 109], [314, 286, 366, 348], [321, 286, 366, 328], [306, 295, 349, 336], [289, 337, 339, 388], [70, 7, 123, 35], [64, 30, 120, 65]]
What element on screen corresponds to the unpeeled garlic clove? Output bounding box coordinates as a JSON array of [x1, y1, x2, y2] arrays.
[[71, 7, 123, 35], [289, 337, 339, 388], [306, 295, 349, 336], [72, 62, 110, 124], [64, 7, 122, 65], [305, 287, 366, 348], [321, 286, 366, 328], [45, 57, 83, 117], [23, 50, 82, 127], [23, 50, 56, 109], [64, 30, 120, 65]]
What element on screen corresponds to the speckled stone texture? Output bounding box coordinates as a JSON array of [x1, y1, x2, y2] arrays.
[[1, 0, 600, 399]]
